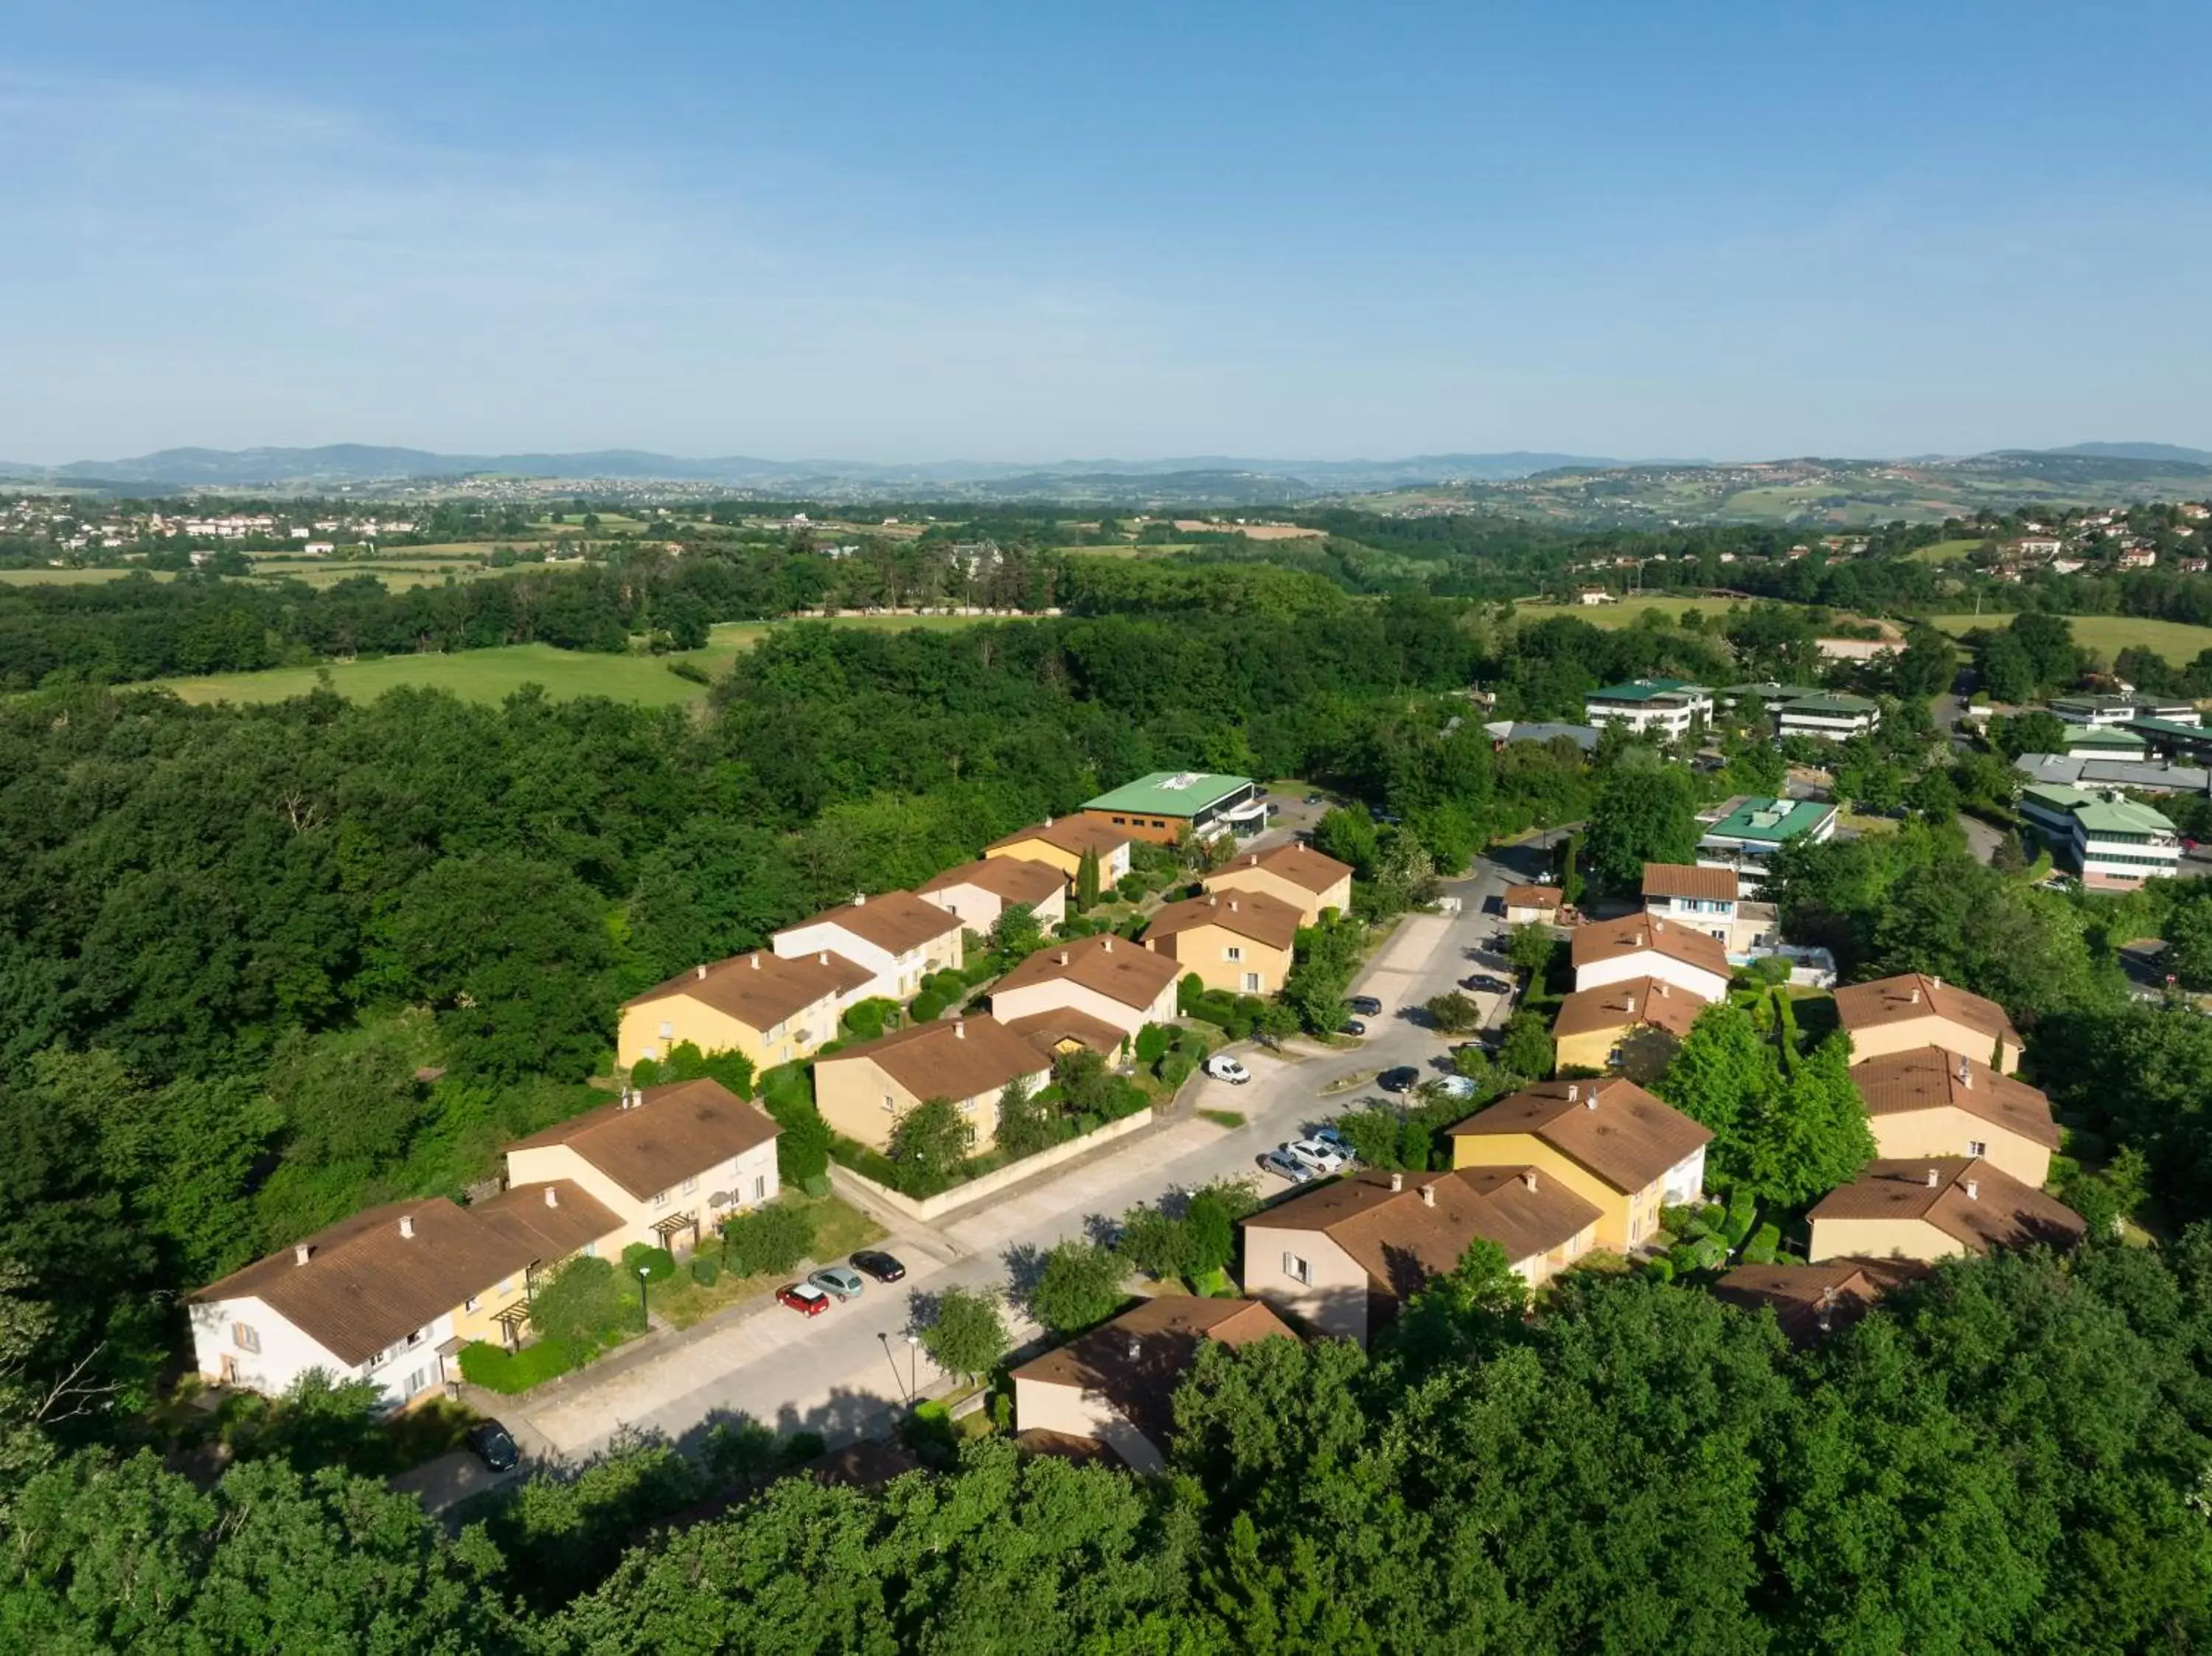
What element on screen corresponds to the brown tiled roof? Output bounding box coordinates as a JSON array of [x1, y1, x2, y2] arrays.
[[1851, 1046, 2059, 1149], [471, 1180, 624, 1261], [990, 932, 1180, 1012], [1211, 843, 1354, 896], [1144, 889, 1304, 952], [1000, 1006, 1130, 1060], [508, 1079, 781, 1201], [1570, 914, 1731, 981], [777, 891, 962, 957], [987, 818, 1132, 860], [1247, 1166, 1603, 1296], [1641, 862, 1740, 903], [1833, 973, 2021, 1052], [1807, 1158, 2084, 1253], [622, 948, 871, 1033], [1551, 975, 1702, 1042], [1448, 1076, 1712, 1194], [190, 1198, 536, 1368], [1011, 1295, 1293, 1448], [1713, 1257, 1930, 1344], [917, 857, 1065, 907], [1502, 883, 1563, 910], [817, 1014, 1050, 1104]]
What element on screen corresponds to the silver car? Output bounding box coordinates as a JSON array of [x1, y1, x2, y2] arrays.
[[808, 1266, 865, 1301]]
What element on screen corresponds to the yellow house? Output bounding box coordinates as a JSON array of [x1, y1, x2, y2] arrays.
[[813, 1013, 1052, 1155], [1551, 975, 1702, 1076], [504, 1079, 783, 1257], [984, 818, 1134, 886], [1833, 972, 2023, 1072], [1142, 889, 1302, 995], [1501, 883, 1564, 927], [1447, 1076, 1711, 1252], [465, 1177, 626, 1343], [1239, 1166, 1602, 1346], [773, 891, 966, 1005], [1850, 1046, 2060, 1187], [1806, 1158, 2084, 1264], [618, 949, 872, 1071], [917, 856, 1069, 933], [1204, 843, 1354, 927]]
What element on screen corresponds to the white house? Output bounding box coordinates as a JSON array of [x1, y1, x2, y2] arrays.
[[915, 857, 1068, 933], [1569, 914, 1731, 1003], [772, 890, 964, 1004]]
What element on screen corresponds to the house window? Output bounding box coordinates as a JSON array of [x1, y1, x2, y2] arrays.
[[498, 1278, 515, 1295], [1225, 945, 1243, 961], [232, 1322, 260, 1354], [464, 1295, 479, 1313], [653, 1189, 669, 1209], [1112, 815, 1126, 824], [681, 1175, 698, 1195], [959, 1097, 976, 1113], [754, 1175, 767, 1201], [883, 1093, 897, 1112], [403, 1368, 427, 1397], [1967, 1139, 1987, 1158], [1243, 973, 1262, 993], [659, 1020, 673, 1040], [582, 1242, 597, 1258], [1283, 1252, 1312, 1285], [405, 1328, 426, 1348]]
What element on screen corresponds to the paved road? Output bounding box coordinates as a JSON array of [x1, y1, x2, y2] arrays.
[[494, 857, 1519, 1472]]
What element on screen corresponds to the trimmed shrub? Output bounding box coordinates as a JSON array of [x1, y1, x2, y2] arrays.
[[910, 992, 946, 1022], [627, 1057, 662, 1087], [1741, 1222, 1781, 1265], [925, 970, 966, 998], [689, 1256, 720, 1287], [800, 1173, 832, 1198], [1116, 872, 1146, 902], [721, 1202, 816, 1278], [458, 1337, 590, 1394], [1134, 1023, 1171, 1065], [1157, 1051, 1194, 1087], [1177, 973, 1206, 1014], [622, 1243, 676, 1283], [1644, 1257, 1676, 1285], [1722, 1186, 1759, 1249]]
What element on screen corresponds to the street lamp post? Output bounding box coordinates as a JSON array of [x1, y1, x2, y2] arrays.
[[877, 1331, 909, 1405], [636, 1266, 650, 1329], [905, 1332, 922, 1402]]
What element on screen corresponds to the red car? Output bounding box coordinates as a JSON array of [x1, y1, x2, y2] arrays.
[[777, 1282, 832, 1317]]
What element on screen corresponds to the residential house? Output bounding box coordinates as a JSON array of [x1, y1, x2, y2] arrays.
[[1079, 771, 1261, 843], [813, 1014, 1051, 1154], [1806, 1158, 2084, 1264], [1204, 842, 1354, 926], [916, 857, 1069, 933], [1641, 862, 1774, 953], [988, 931, 1180, 1037], [1774, 692, 1882, 742], [618, 949, 872, 1071], [470, 1180, 625, 1282], [996, 1005, 1132, 1061], [772, 891, 964, 1003], [1143, 889, 1304, 995], [1447, 1076, 1711, 1252], [504, 1079, 782, 1257], [1696, 796, 1839, 889], [1713, 1257, 1930, 1346], [1849, 1046, 2060, 1187], [1577, 586, 1613, 605], [1550, 975, 1703, 1078], [188, 1197, 538, 1409], [1009, 1295, 1294, 1469], [1582, 678, 1714, 740], [1569, 914, 1731, 1003], [984, 818, 1135, 886], [1833, 971, 2023, 1071], [1240, 1166, 1602, 1345], [2019, 784, 2182, 888], [1502, 883, 1565, 926]]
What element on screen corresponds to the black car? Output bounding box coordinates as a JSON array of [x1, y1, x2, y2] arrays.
[[1461, 974, 1512, 995], [1378, 1066, 1421, 1093], [851, 1250, 907, 1284], [1338, 1017, 1367, 1037], [467, 1420, 520, 1472], [1349, 995, 1383, 1017]]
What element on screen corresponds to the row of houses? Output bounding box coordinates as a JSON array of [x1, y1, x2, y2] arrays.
[[1582, 678, 1881, 745]]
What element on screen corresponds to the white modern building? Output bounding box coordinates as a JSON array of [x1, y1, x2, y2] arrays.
[[1775, 693, 1881, 743], [1582, 678, 1714, 740], [2020, 784, 2181, 890]]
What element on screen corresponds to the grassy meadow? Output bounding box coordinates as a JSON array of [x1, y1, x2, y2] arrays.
[[1927, 613, 2212, 664]]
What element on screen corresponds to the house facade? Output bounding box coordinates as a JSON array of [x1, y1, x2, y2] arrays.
[[1142, 889, 1303, 995], [1241, 1166, 1601, 1346], [1203, 843, 1354, 926], [915, 857, 1069, 933], [1550, 975, 1701, 1077], [1849, 1046, 2060, 1186], [1501, 883, 1565, 926], [1569, 914, 1731, 1003], [504, 1079, 782, 1257], [984, 818, 1135, 885], [772, 891, 965, 1004], [987, 932, 1180, 1036], [1806, 1158, 2084, 1264], [1833, 972, 2024, 1071], [813, 1014, 1051, 1154], [1447, 1076, 1711, 1253], [617, 949, 871, 1071], [1774, 693, 1881, 742], [1695, 796, 1839, 889], [1582, 678, 1714, 740]]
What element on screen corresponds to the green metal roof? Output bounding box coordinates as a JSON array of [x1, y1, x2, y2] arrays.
[[2022, 782, 2099, 812], [1721, 681, 1825, 702], [2072, 796, 2177, 836], [2131, 717, 2211, 740], [1083, 771, 1253, 817], [1701, 796, 1835, 844], [2060, 724, 2148, 749], [1777, 693, 1880, 715], [1588, 678, 1710, 702]]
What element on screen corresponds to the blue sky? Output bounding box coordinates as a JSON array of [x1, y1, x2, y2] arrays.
[[4, 0, 2208, 463]]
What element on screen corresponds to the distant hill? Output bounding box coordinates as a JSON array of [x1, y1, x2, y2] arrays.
[[2030, 442, 2212, 465]]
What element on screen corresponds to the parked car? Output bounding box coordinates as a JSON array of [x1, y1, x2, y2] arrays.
[[1434, 1074, 1478, 1100], [466, 1420, 520, 1472], [808, 1265, 865, 1301], [1338, 1017, 1367, 1037], [1461, 973, 1513, 995], [1349, 995, 1383, 1017], [1378, 1065, 1421, 1093], [1453, 1036, 1500, 1059], [1206, 1054, 1252, 1085], [1284, 1137, 1349, 1175], [776, 1282, 832, 1317], [1258, 1147, 1317, 1183], [851, 1250, 906, 1283], [1265, 802, 1281, 816], [1305, 792, 1325, 804], [1312, 1123, 1354, 1157]]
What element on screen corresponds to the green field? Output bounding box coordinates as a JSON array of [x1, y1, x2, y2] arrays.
[[1927, 613, 2212, 664], [1515, 596, 1753, 628], [1906, 537, 1989, 564], [154, 613, 1000, 707], [0, 567, 173, 585]]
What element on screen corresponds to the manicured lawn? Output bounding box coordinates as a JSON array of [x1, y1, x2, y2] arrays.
[[1515, 596, 1749, 629], [1925, 612, 2212, 664], [1906, 537, 1989, 563], [650, 1194, 886, 1330], [0, 566, 172, 585]]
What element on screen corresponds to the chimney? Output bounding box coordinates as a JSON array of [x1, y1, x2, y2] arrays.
[[1624, 995, 1636, 1017], [1102, 936, 1113, 953], [1125, 1336, 1141, 1361], [1388, 1171, 1404, 1192], [1635, 930, 1647, 947], [1043, 815, 1053, 827], [1057, 951, 1069, 966], [399, 1214, 415, 1239], [1521, 1169, 1538, 1193], [1932, 974, 1942, 989], [695, 963, 707, 980], [1926, 1167, 1940, 1188], [953, 1018, 966, 1040], [853, 892, 866, 906], [1964, 1177, 1979, 1201], [1585, 1087, 1599, 1110], [1956, 1056, 1970, 1088], [1228, 899, 1239, 913], [818, 951, 829, 965], [1567, 1084, 1578, 1103], [751, 953, 761, 971], [1910, 987, 1921, 1004], [293, 1243, 311, 1265], [545, 1186, 560, 1208], [1419, 1183, 1436, 1208], [1207, 895, 1218, 908], [1657, 981, 1669, 998]]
